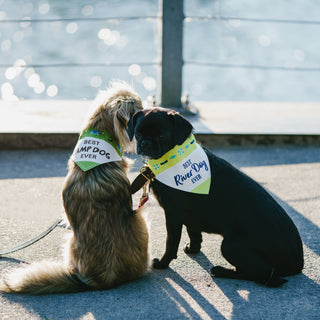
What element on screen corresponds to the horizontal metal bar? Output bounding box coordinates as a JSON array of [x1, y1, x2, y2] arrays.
[[2, 61, 318, 72], [2, 16, 318, 25], [0, 62, 159, 69], [185, 15, 320, 25], [0, 16, 160, 24], [185, 60, 320, 72]]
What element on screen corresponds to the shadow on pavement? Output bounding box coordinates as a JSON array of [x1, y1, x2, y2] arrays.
[[0, 146, 319, 179], [1, 248, 319, 320], [0, 270, 227, 320], [275, 197, 320, 257], [0, 150, 143, 180], [0, 146, 319, 319], [189, 249, 320, 320], [1, 196, 319, 320]]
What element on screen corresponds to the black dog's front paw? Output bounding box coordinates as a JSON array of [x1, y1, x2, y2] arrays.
[[184, 243, 201, 254], [152, 258, 170, 269], [211, 266, 234, 278]]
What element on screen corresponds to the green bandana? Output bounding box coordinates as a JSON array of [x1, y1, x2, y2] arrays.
[[72, 129, 122, 171], [148, 134, 211, 194]]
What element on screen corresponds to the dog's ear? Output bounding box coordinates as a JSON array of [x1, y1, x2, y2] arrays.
[[115, 100, 136, 128], [170, 111, 193, 145], [127, 110, 143, 141]]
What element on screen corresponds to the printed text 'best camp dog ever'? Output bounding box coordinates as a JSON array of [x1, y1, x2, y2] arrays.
[[148, 135, 211, 194], [72, 129, 122, 171]]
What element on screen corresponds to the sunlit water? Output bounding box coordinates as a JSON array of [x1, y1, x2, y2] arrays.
[[0, 0, 319, 102]]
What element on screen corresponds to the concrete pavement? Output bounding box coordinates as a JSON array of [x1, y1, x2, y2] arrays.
[[1, 100, 320, 149], [1, 100, 320, 134], [0, 146, 319, 320]]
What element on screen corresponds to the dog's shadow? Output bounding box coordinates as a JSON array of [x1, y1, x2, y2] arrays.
[[2, 251, 320, 320], [2, 201, 320, 319], [1, 149, 320, 319], [186, 250, 320, 320], [0, 264, 225, 320]]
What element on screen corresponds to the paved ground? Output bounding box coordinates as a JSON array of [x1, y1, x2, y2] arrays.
[[1, 100, 320, 150], [1, 100, 320, 134], [0, 146, 319, 320]]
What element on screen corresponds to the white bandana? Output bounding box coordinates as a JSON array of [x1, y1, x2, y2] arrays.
[[148, 135, 211, 194], [71, 129, 122, 171]]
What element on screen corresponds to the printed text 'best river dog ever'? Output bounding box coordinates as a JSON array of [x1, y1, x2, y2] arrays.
[[174, 159, 209, 186]]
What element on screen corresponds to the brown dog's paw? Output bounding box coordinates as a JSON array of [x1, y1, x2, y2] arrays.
[[152, 258, 169, 269], [184, 243, 201, 255]]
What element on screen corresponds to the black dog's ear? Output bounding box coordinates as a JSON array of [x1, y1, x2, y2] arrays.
[[127, 110, 143, 141], [170, 112, 193, 145]]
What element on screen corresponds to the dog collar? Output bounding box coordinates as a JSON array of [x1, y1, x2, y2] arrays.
[[147, 134, 211, 194], [72, 128, 123, 171]]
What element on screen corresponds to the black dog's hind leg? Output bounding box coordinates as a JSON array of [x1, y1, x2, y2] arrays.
[[184, 227, 202, 254], [153, 222, 183, 269], [211, 237, 288, 287]]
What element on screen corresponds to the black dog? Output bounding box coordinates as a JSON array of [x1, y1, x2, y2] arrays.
[[128, 107, 304, 287]]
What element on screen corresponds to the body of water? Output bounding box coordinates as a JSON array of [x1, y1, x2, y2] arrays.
[[0, 0, 319, 102]]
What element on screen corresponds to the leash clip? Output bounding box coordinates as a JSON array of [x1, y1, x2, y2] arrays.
[[138, 182, 149, 208], [140, 165, 154, 181]]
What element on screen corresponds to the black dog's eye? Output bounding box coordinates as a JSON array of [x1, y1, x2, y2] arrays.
[[159, 135, 166, 141]]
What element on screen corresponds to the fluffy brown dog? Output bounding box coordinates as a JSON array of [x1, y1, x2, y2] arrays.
[[0, 82, 149, 294]]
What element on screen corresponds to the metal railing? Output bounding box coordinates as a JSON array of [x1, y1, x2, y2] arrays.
[[1, 0, 320, 107]]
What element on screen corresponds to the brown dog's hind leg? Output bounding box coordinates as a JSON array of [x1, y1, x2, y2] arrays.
[[211, 237, 288, 287], [184, 227, 202, 254]]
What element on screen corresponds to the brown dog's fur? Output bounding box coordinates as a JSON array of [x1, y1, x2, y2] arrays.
[[0, 82, 149, 294]]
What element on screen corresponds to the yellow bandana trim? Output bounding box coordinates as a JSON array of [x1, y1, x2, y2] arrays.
[[148, 134, 197, 175], [147, 134, 211, 194]]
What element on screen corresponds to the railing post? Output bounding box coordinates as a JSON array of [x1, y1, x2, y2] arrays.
[[159, 0, 184, 109]]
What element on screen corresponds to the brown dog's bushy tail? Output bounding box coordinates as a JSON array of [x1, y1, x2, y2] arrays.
[[0, 261, 89, 295]]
